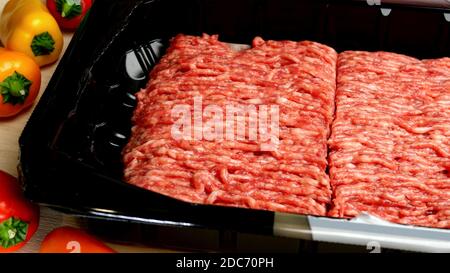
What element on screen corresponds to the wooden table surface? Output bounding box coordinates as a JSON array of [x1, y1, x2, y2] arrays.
[[0, 0, 176, 253]]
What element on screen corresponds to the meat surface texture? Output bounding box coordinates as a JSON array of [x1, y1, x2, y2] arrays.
[[123, 34, 337, 216], [329, 51, 450, 228]]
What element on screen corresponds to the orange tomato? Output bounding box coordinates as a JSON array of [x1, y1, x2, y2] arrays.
[[40, 226, 116, 253], [0, 48, 41, 117]]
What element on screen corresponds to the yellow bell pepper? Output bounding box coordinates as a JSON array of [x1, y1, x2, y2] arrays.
[[0, 0, 64, 67]]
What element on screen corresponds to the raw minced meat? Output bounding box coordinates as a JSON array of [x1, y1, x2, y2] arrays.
[[123, 34, 337, 216], [329, 51, 450, 228], [123, 34, 450, 229]]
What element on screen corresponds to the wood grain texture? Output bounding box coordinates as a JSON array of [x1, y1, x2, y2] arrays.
[[0, 0, 177, 253]]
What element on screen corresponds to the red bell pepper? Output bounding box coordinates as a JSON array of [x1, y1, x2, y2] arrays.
[[46, 0, 93, 31], [0, 170, 39, 253], [40, 227, 116, 253]]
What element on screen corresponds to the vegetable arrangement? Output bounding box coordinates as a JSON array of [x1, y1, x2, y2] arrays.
[[0, 0, 101, 253], [0, 0, 92, 119], [0, 170, 39, 253]]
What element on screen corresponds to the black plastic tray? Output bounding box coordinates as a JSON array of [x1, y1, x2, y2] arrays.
[[18, 0, 450, 252]]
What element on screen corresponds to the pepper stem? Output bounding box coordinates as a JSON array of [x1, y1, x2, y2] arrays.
[[0, 71, 32, 105], [31, 32, 55, 56], [57, 0, 82, 19], [0, 217, 29, 249]]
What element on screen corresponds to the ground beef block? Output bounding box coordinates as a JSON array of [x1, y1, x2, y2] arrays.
[[123, 34, 337, 216], [329, 51, 450, 228]]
